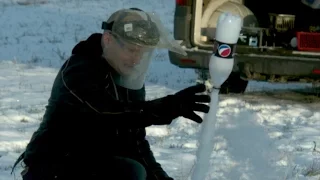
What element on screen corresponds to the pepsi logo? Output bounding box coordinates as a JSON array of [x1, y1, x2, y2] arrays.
[[218, 44, 231, 57]]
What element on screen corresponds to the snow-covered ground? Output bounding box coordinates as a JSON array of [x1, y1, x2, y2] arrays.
[[1, 0, 320, 180]]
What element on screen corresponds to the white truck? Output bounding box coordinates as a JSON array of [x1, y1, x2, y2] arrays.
[[169, 0, 320, 93]]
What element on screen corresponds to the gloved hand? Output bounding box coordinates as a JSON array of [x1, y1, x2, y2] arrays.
[[164, 177, 174, 180], [160, 177, 174, 180], [144, 84, 210, 125]]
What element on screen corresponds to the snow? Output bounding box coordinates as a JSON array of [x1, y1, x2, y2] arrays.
[[0, 0, 320, 180]]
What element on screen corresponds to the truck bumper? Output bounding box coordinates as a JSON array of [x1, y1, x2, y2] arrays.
[[168, 48, 320, 83]]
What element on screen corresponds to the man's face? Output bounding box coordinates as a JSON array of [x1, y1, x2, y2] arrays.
[[103, 33, 149, 75]]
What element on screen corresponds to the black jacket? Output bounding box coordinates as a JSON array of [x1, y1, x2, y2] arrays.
[[15, 33, 172, 180]]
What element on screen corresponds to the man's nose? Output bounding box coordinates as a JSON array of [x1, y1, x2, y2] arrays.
[[130, 50, 143, 61], [130, 56, 142, 65]]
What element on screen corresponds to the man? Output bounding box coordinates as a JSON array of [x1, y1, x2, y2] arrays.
[[12, 8, 210, 180]]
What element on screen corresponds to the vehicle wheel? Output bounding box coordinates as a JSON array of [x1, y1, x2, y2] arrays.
[[195, 70, 248, 94]]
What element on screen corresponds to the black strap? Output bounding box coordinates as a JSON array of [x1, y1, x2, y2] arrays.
[[129, 7, 143, 11], [101, 21, 114, 30], [101, 8, 145, 31], [11, 152, 25, 174]]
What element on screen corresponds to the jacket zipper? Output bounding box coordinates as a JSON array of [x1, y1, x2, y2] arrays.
[[109, 73, 119, 135], [109, 74, 157, 178]]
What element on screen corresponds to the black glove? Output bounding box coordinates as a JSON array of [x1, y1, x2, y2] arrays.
[[144, 84, 210, 125], [159, 177, 174, 180], [163, 178, 174, 180]]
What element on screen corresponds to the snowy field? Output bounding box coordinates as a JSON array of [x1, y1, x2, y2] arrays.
[[1, 0, 320, 179]]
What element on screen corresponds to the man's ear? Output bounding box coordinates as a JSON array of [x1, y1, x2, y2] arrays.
[[102, 31, 112, 45]]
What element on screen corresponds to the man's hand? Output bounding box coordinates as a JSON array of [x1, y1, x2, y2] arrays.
[[163, 177, 174, 180], [173, 83, 210, 123], [145, 84, 211, 125]]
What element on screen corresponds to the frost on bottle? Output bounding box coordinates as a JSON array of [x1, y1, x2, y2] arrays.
[[209, 12, 242, 88], [191, 12, 242, 180]]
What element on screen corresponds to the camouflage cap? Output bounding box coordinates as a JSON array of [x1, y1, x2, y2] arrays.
[[102, 9, 160, 47]]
